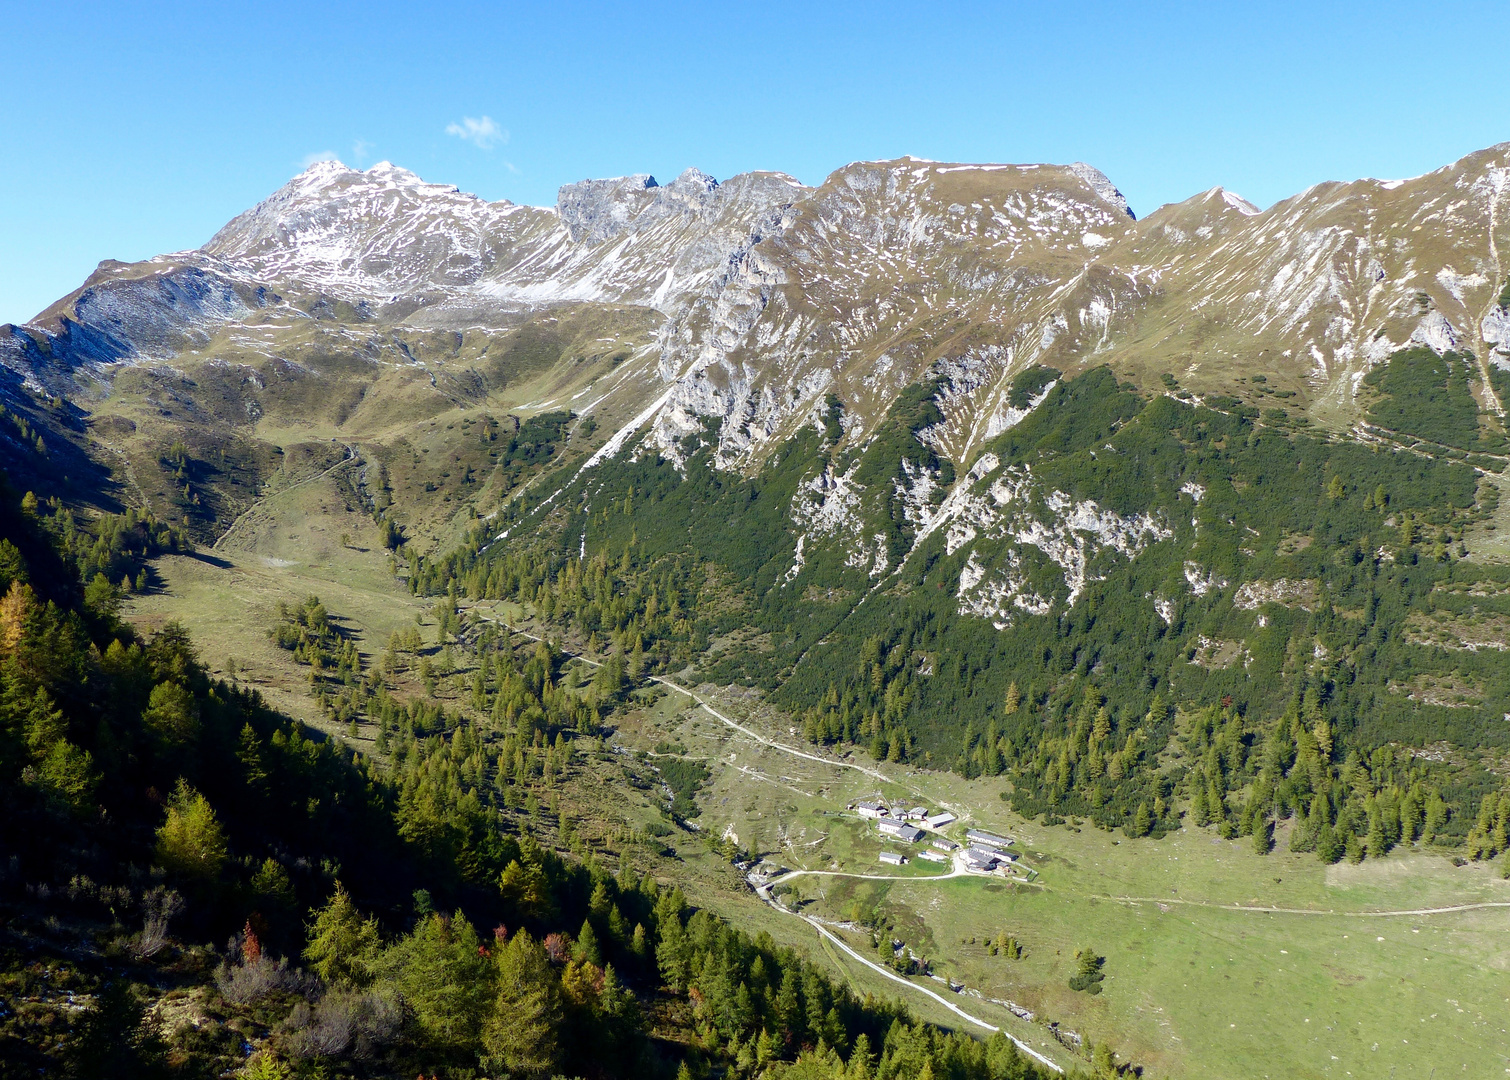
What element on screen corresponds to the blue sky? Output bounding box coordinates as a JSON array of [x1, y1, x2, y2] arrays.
[[2, 0, 1506, 324]]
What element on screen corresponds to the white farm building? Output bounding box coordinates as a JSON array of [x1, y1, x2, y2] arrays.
[[878, 820, 925, 843]]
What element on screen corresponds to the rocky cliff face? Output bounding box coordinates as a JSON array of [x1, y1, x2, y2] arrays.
[[647, 147, 1510, 468]]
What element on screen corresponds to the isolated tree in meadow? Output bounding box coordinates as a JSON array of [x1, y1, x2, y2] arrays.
[[1069, 948, 1105, 994]]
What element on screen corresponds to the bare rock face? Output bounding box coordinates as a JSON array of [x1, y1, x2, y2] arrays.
[[1066, 162, 1137, 220], [557, 173, 662, 244], [5, 160, 811, 391], [203, 160, 552, 298], [556, 169, 726, 244]]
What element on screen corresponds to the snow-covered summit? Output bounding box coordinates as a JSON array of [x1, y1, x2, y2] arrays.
[[201, 159, 524, 297]]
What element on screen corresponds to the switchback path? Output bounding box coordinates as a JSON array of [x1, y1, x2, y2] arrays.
[[763, 861, 1046, 890], [748, 880, 1064, 1072], [767, 864, 966, 882], [765, 860, 967, 885], [645, 674, 907, 788]]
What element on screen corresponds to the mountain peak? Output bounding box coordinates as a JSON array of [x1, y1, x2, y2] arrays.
[[1202, 186, 1261, 215], [365, 160, 421, 181], [276, 159, 470, 206], [1068, 162, 1136, 220], [286, 158, 360, 195]]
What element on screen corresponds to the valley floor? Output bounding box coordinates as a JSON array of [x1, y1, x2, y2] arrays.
[[124, 463, 1510, 1080]]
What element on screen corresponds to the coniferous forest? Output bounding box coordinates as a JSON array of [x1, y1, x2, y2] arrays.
[[411, 359, 1510, 866]]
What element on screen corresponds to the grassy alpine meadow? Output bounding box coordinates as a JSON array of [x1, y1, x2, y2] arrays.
[[871, 870, 1510, 1078], [123, 468, 432, 738], [616, 679, 1510, 1078]]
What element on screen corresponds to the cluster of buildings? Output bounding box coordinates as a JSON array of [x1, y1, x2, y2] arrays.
[[851, 799, 1017, 874], [851, 800, 954, 866], [962, 829, 1017, 872], [855, 800, 956, 829]]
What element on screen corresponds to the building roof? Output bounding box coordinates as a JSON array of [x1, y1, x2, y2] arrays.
[[964, 829, 1013, 849]]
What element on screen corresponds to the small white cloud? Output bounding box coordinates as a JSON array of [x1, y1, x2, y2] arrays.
[[446, 115, 507, 150], [352, 139, 374, 165], [302, 150, 339, 168]]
